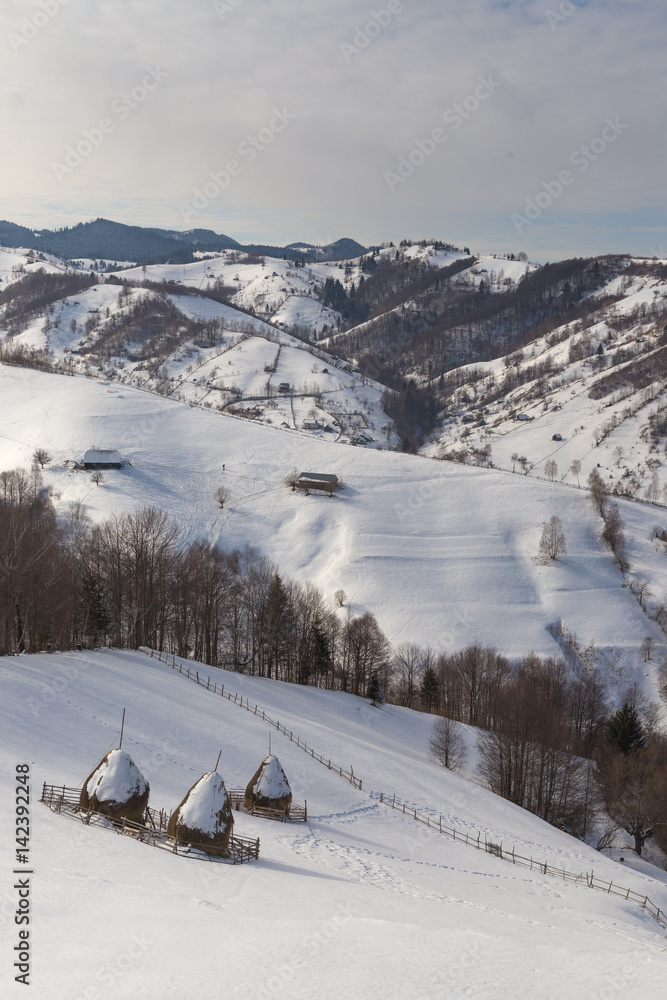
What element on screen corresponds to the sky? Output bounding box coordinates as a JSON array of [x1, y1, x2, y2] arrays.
[[1, 0, 666, 261]]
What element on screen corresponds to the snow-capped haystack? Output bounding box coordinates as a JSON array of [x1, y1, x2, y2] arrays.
[[167, 771, 234, 855], [79, 748, 149, 823], [244, 754, 292, 812]]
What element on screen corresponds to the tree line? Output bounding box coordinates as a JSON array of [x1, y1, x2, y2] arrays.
[[0, 467, 391, 696], [2, 464, 665, 855]]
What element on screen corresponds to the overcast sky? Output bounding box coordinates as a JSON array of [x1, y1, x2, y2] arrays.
[[1, 0, 665, 260]]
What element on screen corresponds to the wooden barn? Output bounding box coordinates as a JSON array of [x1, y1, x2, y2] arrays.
[[295, 472, 340, 496], [82, 449, 123, 470]]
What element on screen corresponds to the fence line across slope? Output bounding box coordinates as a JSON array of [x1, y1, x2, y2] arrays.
[[139, 646, 667, 931]]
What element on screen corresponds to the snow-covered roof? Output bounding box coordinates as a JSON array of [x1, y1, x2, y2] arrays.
[[83, 449, 122, 464], [297, 472, 339, 485]]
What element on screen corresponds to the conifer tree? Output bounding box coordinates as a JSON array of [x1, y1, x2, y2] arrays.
[[420, 666, 440, 713], [367, 672, 384, 707], [605, 703, 646, 756]]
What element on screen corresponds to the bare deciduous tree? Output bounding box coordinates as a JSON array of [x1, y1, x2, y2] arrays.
[[91, 471, 104, 486], [215, 486, 229, 508], [645, 472, 660, 503], [588, 467, 608, 516], [570, 459, 582, 486], [392, 642, 425, 708], [544, 459, 558, 482], [596, 745, 667, 857], [539, 515, 566, 561], [32, 448, 51, 469], [429, 716, 467, 771], [284, 468, 300, 491], [601, 503, 629, 572], [641, 636, 655, 662]]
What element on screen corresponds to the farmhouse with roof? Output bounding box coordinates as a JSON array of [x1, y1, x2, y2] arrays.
[[295, 472, 340, 496], [81, 449, 123, 470]]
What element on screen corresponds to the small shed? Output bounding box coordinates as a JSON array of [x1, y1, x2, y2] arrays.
[[295, 472, 340, 496], [82, 449, 122, 470]]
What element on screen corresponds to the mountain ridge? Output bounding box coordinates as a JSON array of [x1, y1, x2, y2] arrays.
[[0, 217, 367, 264]]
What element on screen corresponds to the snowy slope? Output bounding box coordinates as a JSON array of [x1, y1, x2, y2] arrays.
[[425, 261, 667, 503], [5, 276, 395, 448], [1, 648, 665, 1000], [0, 362, 665, 708]]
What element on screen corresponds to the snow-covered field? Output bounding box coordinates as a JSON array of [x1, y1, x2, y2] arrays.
[[1, 648, 665, 999], [0, 362, 665, 709]]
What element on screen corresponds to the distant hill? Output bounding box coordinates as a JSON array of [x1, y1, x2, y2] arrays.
[[0, 218, 367, 264]]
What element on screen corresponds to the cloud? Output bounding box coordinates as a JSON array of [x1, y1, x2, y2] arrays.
[[0, 0, 665, 259]]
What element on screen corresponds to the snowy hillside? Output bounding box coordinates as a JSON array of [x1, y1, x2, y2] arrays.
[[1, 648, 665, 999], [1, 362, 666, 709], [3, 262, 396, 449], [426, 259, 667, 501]]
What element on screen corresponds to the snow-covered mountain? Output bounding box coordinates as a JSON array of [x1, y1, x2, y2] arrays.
[[3, 239, 667, 694], [424, 258, 667, 501]]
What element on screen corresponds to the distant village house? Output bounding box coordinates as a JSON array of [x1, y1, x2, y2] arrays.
[[295, 472, 340, 496], [81, 449, 123, 470]]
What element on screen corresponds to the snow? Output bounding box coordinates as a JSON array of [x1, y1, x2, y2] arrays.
[[254, 755, 291, 799], [176, 771, 230, 835], [85, 748, 148, 804], [0, 361, 664, 708], [83, 449, 121, 465], [1, 647, 666, 999]]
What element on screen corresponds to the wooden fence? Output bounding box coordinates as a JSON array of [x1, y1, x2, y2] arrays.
[[139, 648, 667, 931], [226, 788, 307, 823], [40, 782, 260, 864], [141, 647, 362, 790], [376, 791, 667, 929]]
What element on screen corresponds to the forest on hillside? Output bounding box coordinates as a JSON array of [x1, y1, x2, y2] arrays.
[[2, 462, 666, 856]]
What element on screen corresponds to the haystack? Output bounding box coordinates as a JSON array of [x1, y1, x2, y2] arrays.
[[167, 771, 234, 855], [79, 748, 149, 823], [245, 754, 292, 812]]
